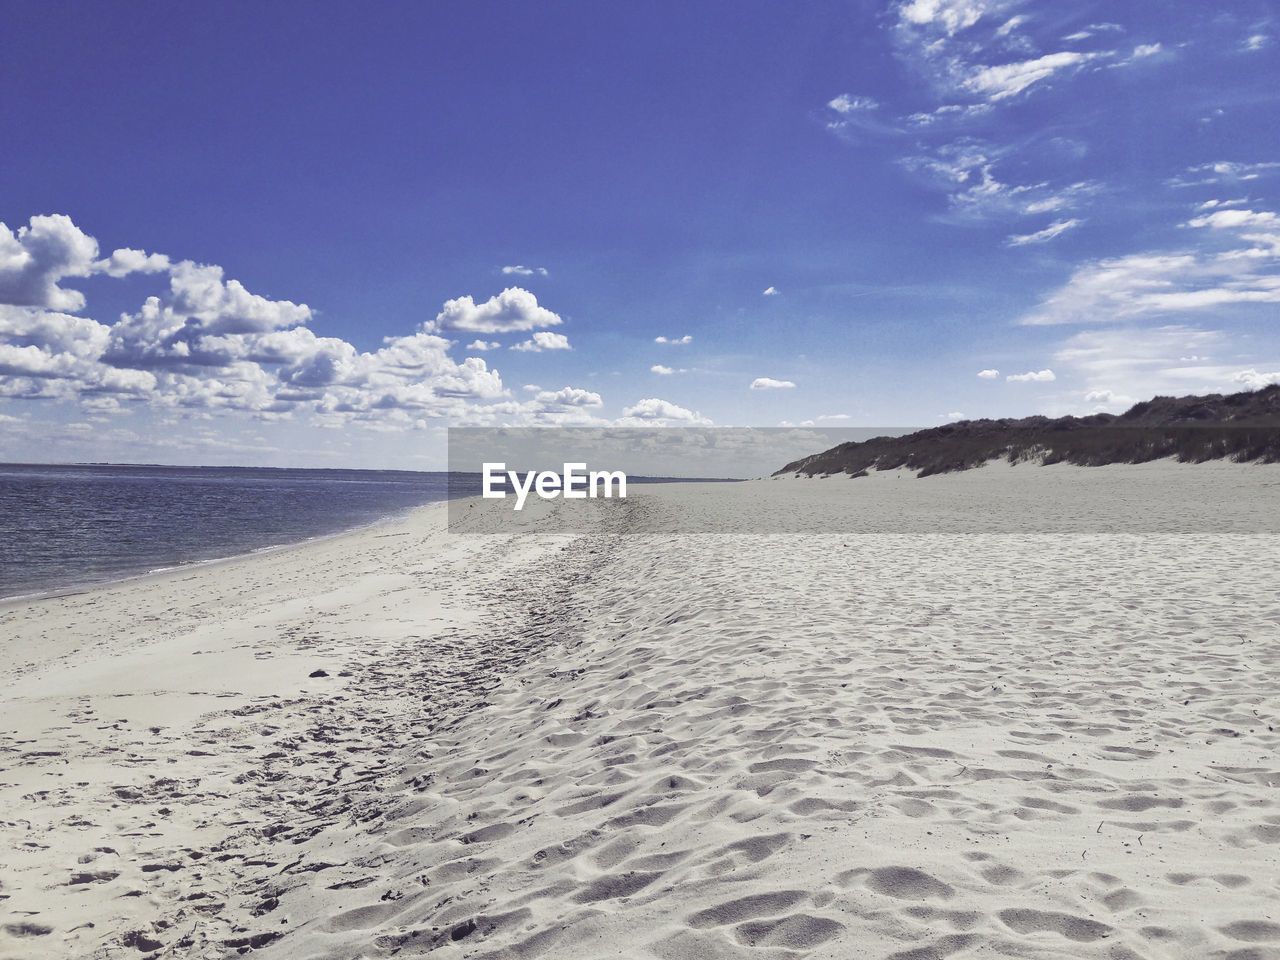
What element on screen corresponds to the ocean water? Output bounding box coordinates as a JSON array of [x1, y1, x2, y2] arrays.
[[0, 463, 458, 601]]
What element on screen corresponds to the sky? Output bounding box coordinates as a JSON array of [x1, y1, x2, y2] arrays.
[[2, 0, 1278, 469]]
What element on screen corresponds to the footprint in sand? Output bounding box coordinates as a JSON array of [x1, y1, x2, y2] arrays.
[[1219, 920, 1280, 943], [571, 870, 663, 903], [732, 913, 844, 950], [687, 890, 809, 928], [997, 907, 1112, 942], [841, 866, 956, 901]]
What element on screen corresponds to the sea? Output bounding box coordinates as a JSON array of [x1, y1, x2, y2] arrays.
[[0, 463, 460, 601]]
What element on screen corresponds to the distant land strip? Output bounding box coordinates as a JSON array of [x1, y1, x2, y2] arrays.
[[776, 384, 1280, 479]]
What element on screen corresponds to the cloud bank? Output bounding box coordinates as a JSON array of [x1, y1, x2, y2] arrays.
[[0, 215, 611, 430]]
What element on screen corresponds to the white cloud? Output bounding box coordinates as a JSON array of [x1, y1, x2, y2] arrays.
[[1083, 389, 1118, 402], [1006, 368, 1055, 382], [0, 214, 535, 423], [451, 384, 608, 427], [1050, 325, 1243, 397], [1243, 34, 1270, 52], [750, 377, 796, 390], [1196, 198, 1250, 211], [903, 143, 1101, 222], [964, 51, 1102, 102], [500, 265, 548, 276], [167, 261, 311, 336], [977, 368, 999, 378], [1083, 388, 1136, 411], [1022, 211, 1280, 326], [817, 413, 852, 420], [651, 364, 686, 375], [897, 0, 1006, 37], [620, 397, 711, 425], [901, 137, 993, 184], [0, 214, 100, 312], [827, 94, 878, 113], [994, 14, 1026, 37], [762, 286, 780, 296], [532, 386, 601, 408], [957, 173, 1099, 221], [1186, 208, 1279, 230], [96, 247, 172, 279], [942, 411, 966, 420], [1168, 161, 1280, 188], [905, 103, 995, 127], [1063, 23, 1123, 42], [1234, 368, 1280, 389], [1128, 43, 1162, 59], [1006, 218, 1082, 246], [433, 287, 562, 333], [0, 306, 111, 360], [510, 331, 571, 352], [467, 339, 500, 351], [654, 335, 692, 344]]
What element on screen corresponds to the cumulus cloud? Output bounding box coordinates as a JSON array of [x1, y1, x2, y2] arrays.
[[750, 377, 796, 390], [467, 339, 500, 351], [102, 263, 313, 371], [501, 265, 548, 276], [0, 214, 537, 424], [651, 364, 682, 375], [762, 286, 779, 296], [620, 397, 711, 425], [977, 368, 999, 378], [1006, 218, 1082, 246], [1084, 388, 1136, 410], [169, 261, 311, 336], [0, 214, 101, 312], [96, 247, 171, 278], [1234, 368, 1280, 389], [1006, 368, 1055, 382], [433, 287, 562, 334], [654, 335, 692, 344], [510, 331, 571, 352], [0, 306, 110, 360], [532, 386, 601, 408]]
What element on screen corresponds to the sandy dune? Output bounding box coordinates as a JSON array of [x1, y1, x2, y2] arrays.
[[3, 465, 1280, 959]]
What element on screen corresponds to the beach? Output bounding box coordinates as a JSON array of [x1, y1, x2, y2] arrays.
[[3, 465, 1280, 959]]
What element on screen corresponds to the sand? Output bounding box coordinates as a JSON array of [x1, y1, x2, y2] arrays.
[[3, 462, 1280, 959]]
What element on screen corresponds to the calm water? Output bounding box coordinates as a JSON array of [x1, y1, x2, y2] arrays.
[[0, 463, 459, 600]]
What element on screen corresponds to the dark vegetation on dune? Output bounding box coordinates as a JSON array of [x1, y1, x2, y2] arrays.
[[776, 385, 1280, 479]]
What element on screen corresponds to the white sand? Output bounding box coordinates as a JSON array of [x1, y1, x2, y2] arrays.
[[3, 464, 1280, 959]]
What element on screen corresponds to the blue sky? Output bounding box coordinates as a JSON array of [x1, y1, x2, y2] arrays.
[[2, 0, 1278, 468]]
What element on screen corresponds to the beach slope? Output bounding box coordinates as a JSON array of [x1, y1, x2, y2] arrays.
[[3, 468, 1280, 959]]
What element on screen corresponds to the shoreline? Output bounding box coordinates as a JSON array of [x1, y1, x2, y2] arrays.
[[0, 495, 457, 611], [4, 469, 1280, 959]]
